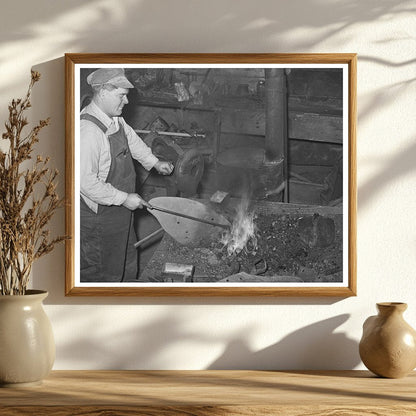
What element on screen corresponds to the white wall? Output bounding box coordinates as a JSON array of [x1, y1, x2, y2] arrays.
[[1, 0, 415, 370]]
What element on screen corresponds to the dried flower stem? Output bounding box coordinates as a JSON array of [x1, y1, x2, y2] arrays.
[[0, 71, 66, 295]]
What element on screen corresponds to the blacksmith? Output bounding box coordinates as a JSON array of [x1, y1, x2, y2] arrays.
[[80, 68, 173, 282]]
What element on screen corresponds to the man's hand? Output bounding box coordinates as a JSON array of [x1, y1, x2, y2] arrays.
[[122, 193, 147, 210], [154, 161, 174, 175]]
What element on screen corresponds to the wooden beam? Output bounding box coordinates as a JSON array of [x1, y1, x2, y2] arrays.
[[221, 109, 342, 144], [289, 112, 342, 144]]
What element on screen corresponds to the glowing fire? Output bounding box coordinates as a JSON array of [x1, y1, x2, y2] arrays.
[[221, 199, 258, 255]]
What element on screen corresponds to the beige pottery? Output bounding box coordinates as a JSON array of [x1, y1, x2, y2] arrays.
[[359, 302, 416, 378], [0, 290, 55, 387]]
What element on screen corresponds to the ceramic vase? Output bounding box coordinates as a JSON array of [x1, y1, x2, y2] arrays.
[[0, 290, 55, 387], [359, 302, 416, 378]]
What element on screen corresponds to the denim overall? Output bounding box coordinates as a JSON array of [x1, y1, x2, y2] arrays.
[[80, 114, 138, 282]]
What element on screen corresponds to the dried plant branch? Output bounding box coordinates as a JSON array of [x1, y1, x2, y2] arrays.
[[0, 71, 66, 295]]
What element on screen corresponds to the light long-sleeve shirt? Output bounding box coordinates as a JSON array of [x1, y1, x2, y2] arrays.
[[80, 101, 158, 213]]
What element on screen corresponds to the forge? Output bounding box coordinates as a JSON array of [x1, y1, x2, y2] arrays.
[[139, 198, 342, 283]]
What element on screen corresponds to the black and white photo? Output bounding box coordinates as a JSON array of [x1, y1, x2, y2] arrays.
[[65, 54, 356, 296]]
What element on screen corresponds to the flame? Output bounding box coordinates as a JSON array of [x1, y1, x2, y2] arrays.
[[221, 199, 258, 255]]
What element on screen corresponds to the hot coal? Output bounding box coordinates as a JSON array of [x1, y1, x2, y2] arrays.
[[140, 212, 343, 283]]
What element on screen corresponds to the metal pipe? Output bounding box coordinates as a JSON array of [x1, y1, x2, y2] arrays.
[[134, 129, 205, 138], [134, 228, 164, 249], [264, 68, 287, 163]]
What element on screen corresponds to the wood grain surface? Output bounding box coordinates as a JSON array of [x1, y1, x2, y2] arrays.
[[1, 370, 415, 415]]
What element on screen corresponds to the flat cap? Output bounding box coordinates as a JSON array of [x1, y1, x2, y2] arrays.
[[86, 68, 134, 88]]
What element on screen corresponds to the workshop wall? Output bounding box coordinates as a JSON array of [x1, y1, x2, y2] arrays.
[[0, 0, 415, 370]]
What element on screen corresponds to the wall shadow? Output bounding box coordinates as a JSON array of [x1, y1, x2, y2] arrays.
[[359, 138, 416, 210], [0, 0, 414, 98], [207, 314, 360, 370], [54, 311, 213, 369], [53, 310, 359, 370], [30, 56, 67, 303]]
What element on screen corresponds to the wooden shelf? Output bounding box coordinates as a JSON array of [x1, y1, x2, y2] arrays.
[[1, 370, 415, 415]]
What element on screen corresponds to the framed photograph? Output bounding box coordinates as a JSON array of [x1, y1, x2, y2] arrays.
[[65, 53, 356, 296]]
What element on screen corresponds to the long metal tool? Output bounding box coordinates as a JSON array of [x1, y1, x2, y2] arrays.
[[144, 201, 230, 230]]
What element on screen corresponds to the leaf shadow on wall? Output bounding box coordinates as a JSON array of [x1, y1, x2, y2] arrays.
[[356, 52, 416, 210], [207, 314, 360, 370], [52, 308, 359, 370], [52, 309, 218, 369], [358, 139, 416, 210], [0, 0, 414, 97]]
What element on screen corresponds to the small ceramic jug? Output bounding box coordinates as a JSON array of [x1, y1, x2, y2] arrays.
[[359, 302, 416, 378]]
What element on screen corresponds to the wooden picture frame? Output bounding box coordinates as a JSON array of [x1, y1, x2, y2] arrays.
[[65, 53, 356, 296]]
